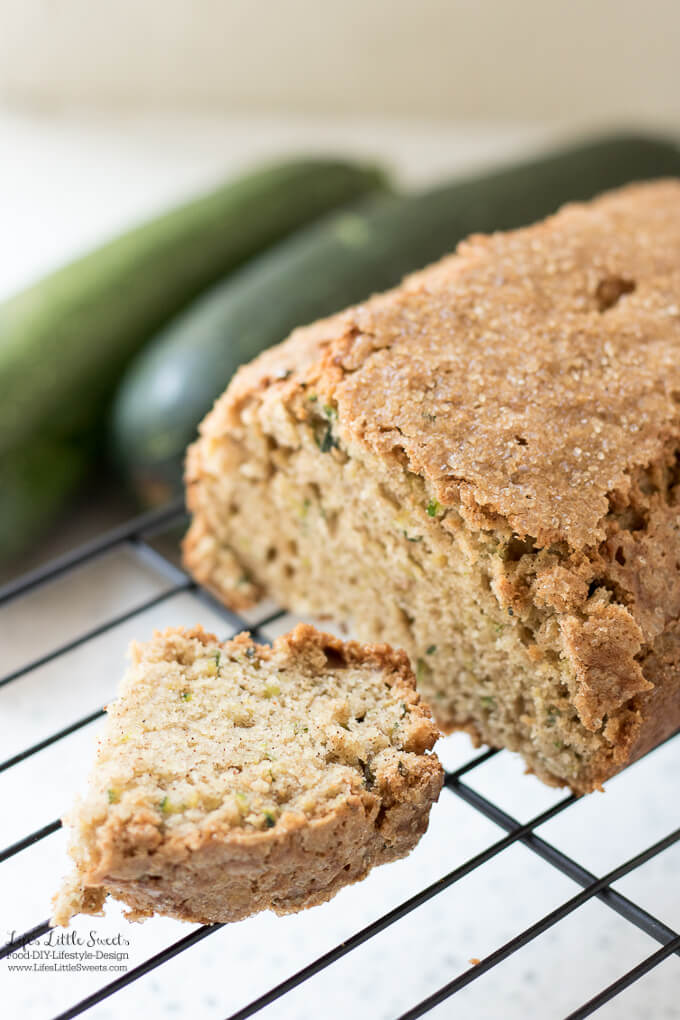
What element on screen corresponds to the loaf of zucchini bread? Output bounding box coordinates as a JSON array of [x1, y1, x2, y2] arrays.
[[52, 625, 442, 926], [184, 180, 680, 793]]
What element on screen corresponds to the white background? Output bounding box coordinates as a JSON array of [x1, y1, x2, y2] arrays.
[[1, 1, 679, 125]]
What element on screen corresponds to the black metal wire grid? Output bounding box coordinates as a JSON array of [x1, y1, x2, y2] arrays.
[[0, 499, 678, 1020]]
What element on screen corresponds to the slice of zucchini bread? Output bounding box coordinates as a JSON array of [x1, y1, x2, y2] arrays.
[[184, 180, 680, 794], [52, 625, 442, 926]]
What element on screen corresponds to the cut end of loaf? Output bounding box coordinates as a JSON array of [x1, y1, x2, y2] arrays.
[[53, 624, 442, 927], [184, 412, 642, 794], [184, 181, 680, 794]]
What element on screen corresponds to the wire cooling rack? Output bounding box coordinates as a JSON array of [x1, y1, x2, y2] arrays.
[[1, 498, 678, 1020]]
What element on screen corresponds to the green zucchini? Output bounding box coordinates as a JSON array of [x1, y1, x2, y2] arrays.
[[0, 158, 386, 457], [0, 440, 91, 564], [0, 158, 387, 559], [111, 133, 680, 505]]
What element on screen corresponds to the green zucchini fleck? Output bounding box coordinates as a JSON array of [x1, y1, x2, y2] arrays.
[[416, 658, 432, 686], [316, 423, 338, 453]]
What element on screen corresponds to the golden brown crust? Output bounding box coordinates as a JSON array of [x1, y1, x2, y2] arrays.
[[72, 760, 444, 925], [52, 625, 442, 926], [559, 604, 651, 731], [184, 181, 680, 793], [193, 180, 680, 553], [619, 622, 680, 767]]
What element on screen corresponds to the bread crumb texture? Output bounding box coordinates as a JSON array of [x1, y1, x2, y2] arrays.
[[52, 625, 442, 926], [184, 181, 680, 793]]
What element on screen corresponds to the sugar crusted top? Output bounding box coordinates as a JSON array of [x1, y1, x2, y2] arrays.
[[217, 180, 680, 550]]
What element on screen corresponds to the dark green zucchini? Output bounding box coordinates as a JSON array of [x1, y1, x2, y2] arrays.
[[111, 133, 680, 505], [0, 440, 91, 564], [0, 158, 388, 559], [0, 158, 387, 456]]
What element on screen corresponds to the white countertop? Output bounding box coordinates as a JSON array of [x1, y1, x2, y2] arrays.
[[1, 112, 678, 1020]]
